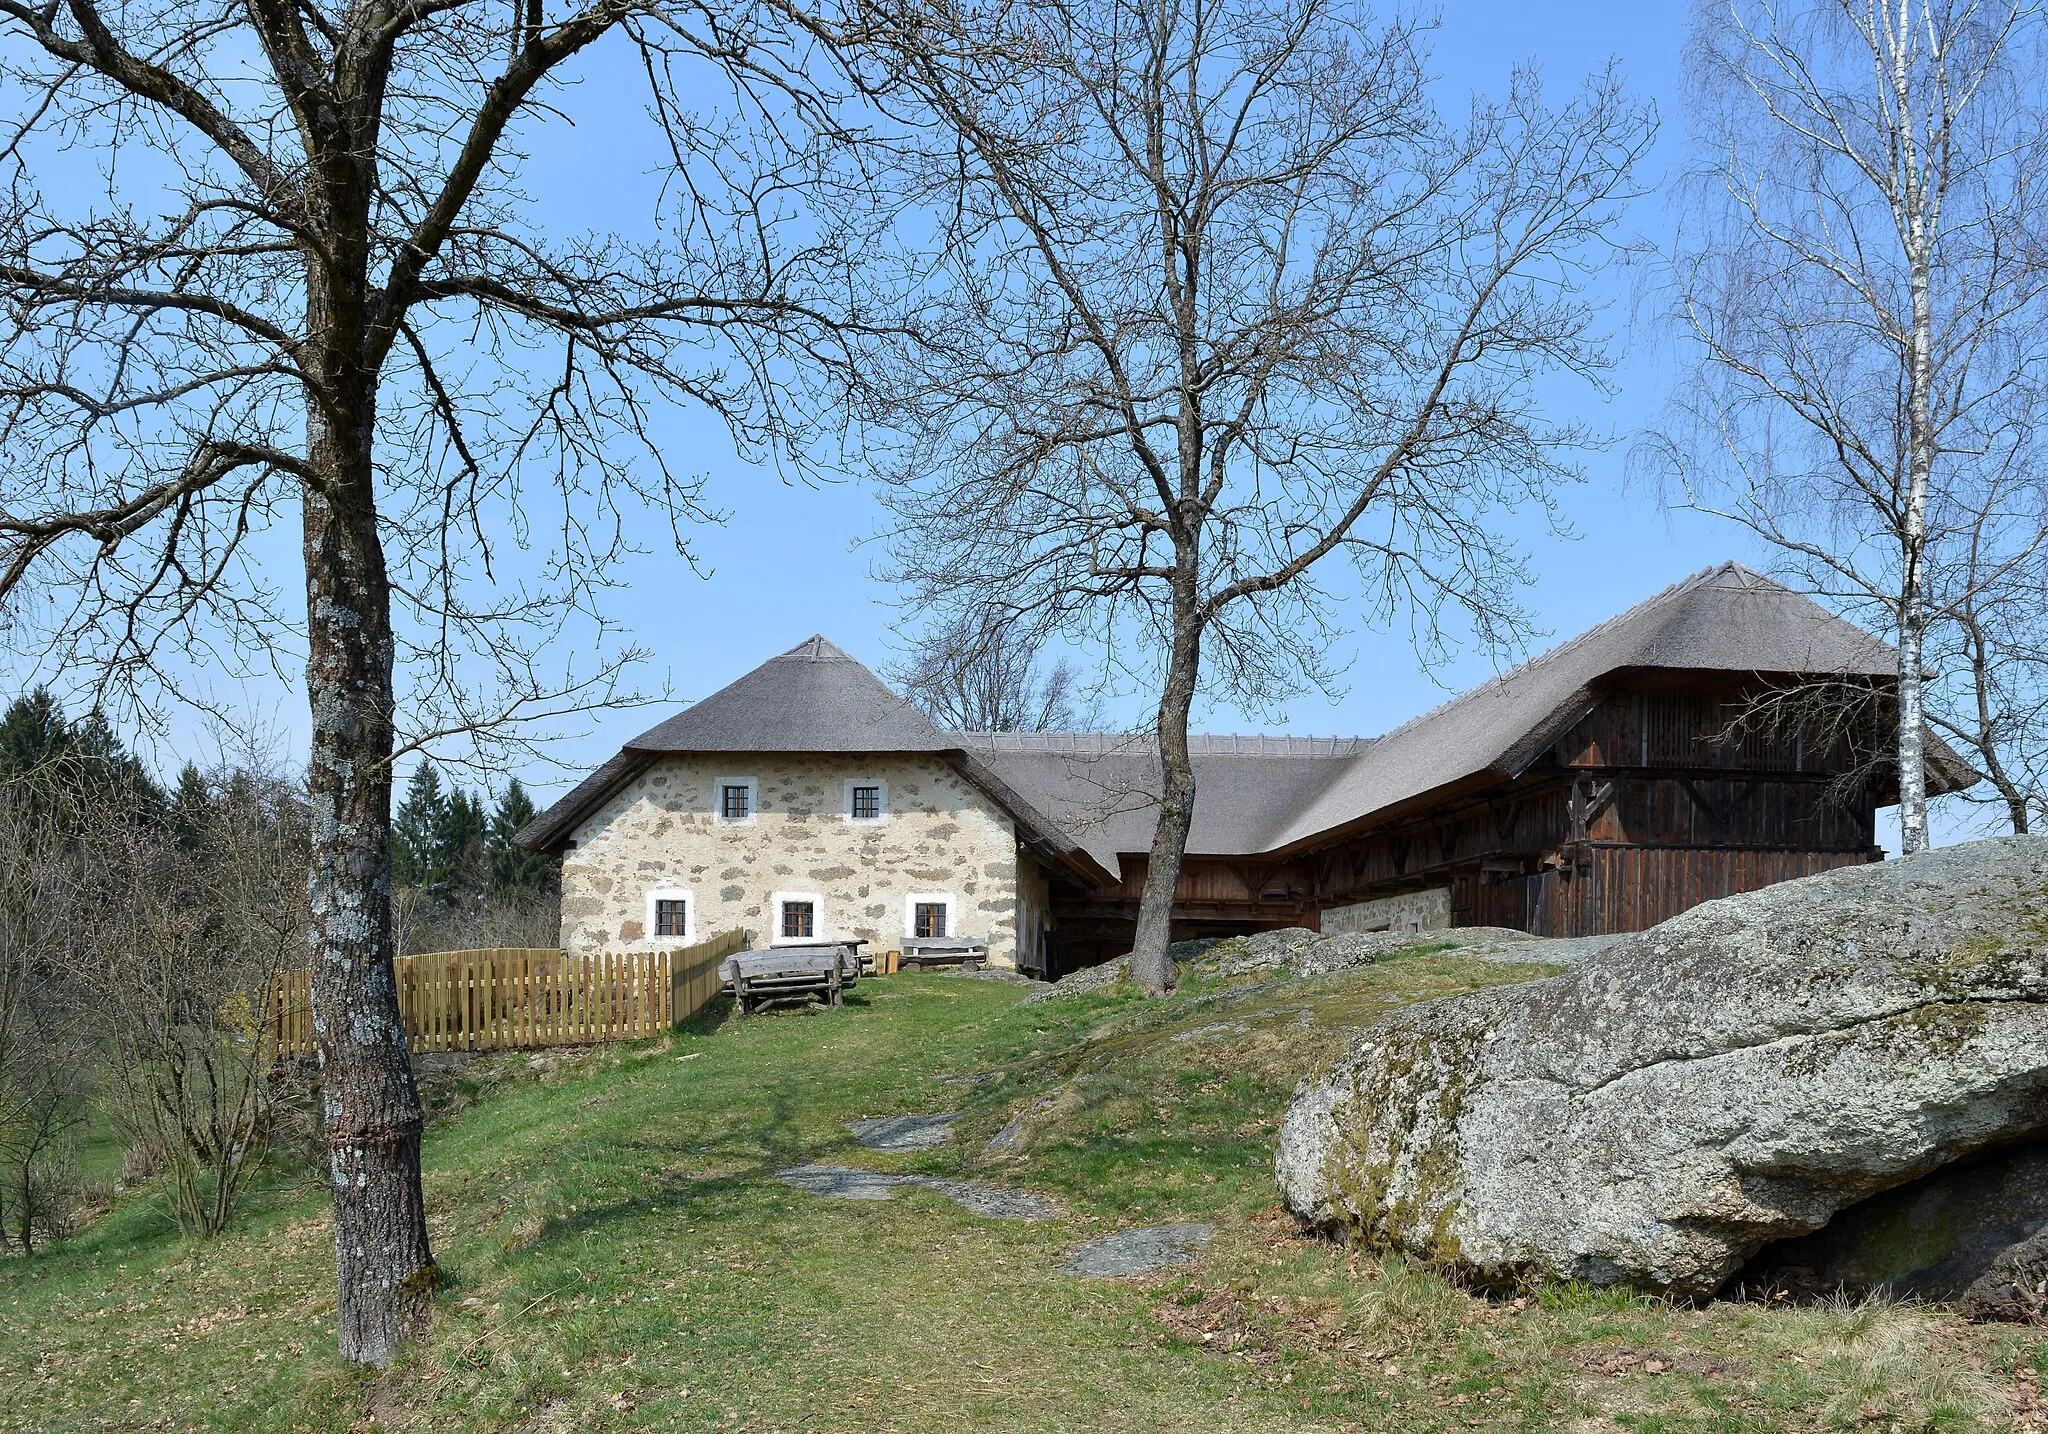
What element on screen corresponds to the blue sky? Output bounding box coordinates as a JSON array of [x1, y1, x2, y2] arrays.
[[503, 3, 1754, 776], [7, 2, 1943, 849]]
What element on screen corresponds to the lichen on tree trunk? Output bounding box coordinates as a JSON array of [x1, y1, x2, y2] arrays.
[[302, 392, 435, 1365]]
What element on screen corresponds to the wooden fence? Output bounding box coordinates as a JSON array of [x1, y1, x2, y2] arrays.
[[268, 930, 746, 1058]]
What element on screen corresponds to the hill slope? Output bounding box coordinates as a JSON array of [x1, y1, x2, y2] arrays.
[[3, 952, 2042, 1432]]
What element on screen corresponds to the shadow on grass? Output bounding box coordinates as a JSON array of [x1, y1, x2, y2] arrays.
[[674, 989, 881, 1039], [518, 1082, 840, 1254]]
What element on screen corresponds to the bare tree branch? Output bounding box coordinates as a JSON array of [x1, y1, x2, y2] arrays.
[[0, 0, 879, 1363], [1651, 0, 2048, 848]]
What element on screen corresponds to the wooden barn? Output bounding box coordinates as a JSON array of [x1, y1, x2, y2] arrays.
[[962, 564, 1974, 965]]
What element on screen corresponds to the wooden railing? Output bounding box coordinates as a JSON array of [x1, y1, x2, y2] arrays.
[[268, 930, 746, 1058]]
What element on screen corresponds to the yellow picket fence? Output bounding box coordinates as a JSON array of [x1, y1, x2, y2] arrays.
[[268, 930, 745, 1058]]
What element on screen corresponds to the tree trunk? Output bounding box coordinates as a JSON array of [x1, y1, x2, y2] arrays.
[[1966, 621, 2030, 835], [11, 1161, 28, 1255], [1896, 607, 1930, 854], [1128, 605, 1201, 996], [1897, 172, 1935, 856], [303, 362, 436, 1365]]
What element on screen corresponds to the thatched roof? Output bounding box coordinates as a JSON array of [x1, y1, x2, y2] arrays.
[[627, 635, 955, 755], [520, 566, 1966, 879], [951, 733, 1367, 871], [514, 635, 1108, 881], [1263, 562, 1909, 852]]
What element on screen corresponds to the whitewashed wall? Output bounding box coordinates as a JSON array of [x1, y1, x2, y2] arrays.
[[557, 753, 1023, 967]]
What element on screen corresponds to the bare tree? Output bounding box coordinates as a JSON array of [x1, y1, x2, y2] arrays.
[[891, 610, 1095, 731], [0, 1, 875, 1360], [1654, 0, 2048, 853], [1924, 476, 2048, 832], [0, 787, 91, 1255], [393, 884, 561, 956], [93, 764, 307, 1238], [828, 0, 1652, 991]]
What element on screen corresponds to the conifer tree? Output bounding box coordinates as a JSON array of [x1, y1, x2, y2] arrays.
[[389, 765, 446, 895], [434, 790, 488, 907], [0, 690, 163, 829], [170, 764, 213, 853], [487, 781, 556, 897]]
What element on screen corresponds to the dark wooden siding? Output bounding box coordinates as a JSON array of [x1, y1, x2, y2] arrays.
[[1595, 774, 1872, 849], [1558, 689, 1853, 773], [1044, 676, 1893, 962], [1307, 679, 1885, 939], [1523, 846, 1870, 937]]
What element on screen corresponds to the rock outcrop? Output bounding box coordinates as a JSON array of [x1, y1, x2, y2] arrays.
[[1275, 837, 2048, 1303], [1025, 923, 1576, 1002], [1960, 1227, 2048, 1322]]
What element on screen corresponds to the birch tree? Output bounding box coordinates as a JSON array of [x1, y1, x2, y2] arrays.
[[0, 0, 874, 1362], [831, 0, 1652, 991], [1658, 0, 2048, 852]]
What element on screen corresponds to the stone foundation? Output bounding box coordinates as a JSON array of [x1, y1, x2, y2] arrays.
[[1320, 887, 1451, 936]]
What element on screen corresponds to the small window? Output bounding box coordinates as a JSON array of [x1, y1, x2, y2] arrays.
[[844, 778, 888, 824], [905, 891, 957, 940], [770, 889, 824, 945], [714, 776, 757, 825], [642, 886, 694, 943], [781, 901, 815, 939]]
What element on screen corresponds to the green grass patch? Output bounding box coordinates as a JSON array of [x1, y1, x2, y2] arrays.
[[3, 960, 2041, 1432]]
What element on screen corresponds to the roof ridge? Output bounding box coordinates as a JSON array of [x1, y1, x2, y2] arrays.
[[952, 730, 1375, 757], [775, 633, 854, 663], [1353, 563, 1755, 750]]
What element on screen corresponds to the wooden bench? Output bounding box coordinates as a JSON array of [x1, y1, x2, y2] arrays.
[[898, 937, 989, 973], [720, 947, 850, 1016]]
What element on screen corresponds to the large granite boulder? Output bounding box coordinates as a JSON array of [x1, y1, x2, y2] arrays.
[[1275, 837, 2048, 1302]]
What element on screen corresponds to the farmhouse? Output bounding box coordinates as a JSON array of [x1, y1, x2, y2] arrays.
[[518, 563, 1972, 974]]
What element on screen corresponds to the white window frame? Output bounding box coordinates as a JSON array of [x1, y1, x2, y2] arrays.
[[904, 891, 958, 940], [843, 777, 888, 825], [714, 775, 758, 826], [644, 886, 696, 944], [770, 889, 826, 944]]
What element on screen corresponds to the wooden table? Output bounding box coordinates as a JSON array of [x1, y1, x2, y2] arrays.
[[764, 938, 868, 982]]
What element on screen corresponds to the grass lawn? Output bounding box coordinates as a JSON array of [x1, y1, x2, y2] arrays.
[[4, 952, 2045, 1432]]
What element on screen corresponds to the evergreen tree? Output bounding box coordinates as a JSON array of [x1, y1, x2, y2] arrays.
[[390, 763, 446, 893], [169, 763, 213, 851], [435, 788, 488, 906], [0, 689, 164, 828], [0, 689, 65, 777], [486, 780, 556, 897]]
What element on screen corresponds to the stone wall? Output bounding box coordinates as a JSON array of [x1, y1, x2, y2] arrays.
[[558, 753, 1023, 967], [1320, 887, 1450, 936]]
